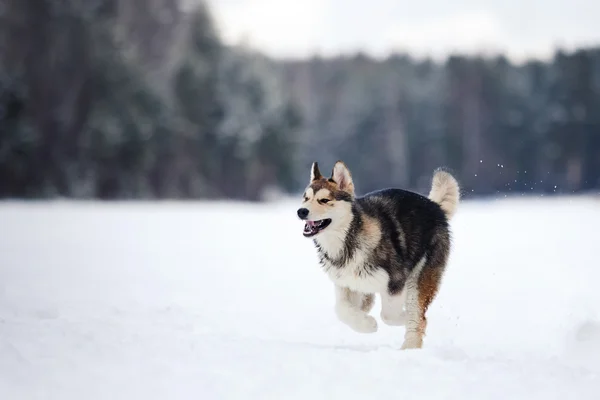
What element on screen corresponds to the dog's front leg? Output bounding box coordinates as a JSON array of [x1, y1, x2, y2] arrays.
[[334, 285, 377, 333], [380, 289, 407, 326]]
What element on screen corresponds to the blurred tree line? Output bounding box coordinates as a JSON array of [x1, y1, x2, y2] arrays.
[[0, 0, 599, 200], [282, 52, 600, 196], [0, 0, 300, 200]]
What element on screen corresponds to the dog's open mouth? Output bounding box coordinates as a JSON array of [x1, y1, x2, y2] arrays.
[[303, 219, 332, 237]]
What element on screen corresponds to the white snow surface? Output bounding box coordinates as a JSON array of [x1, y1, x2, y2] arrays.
[[1, 196, 600, 399]]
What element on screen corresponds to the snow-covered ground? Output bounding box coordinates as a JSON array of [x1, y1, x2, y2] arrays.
[[1, 196, 599, 399]]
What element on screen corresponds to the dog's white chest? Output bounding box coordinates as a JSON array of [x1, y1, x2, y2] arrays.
[[323, 256, 389, 294], [316, 229, 388, 294]]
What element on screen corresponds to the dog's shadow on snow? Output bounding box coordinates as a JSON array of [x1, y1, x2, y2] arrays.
[[268, 340, 400, 353], [203, 332, 421, 353]]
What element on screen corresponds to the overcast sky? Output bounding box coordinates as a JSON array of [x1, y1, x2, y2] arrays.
[[201, 0, 600, 62]]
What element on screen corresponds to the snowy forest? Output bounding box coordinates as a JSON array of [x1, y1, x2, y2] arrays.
[[1, 0, 599, 201]]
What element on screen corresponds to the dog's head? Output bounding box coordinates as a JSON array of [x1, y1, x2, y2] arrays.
[[297, 161, 355, 238]]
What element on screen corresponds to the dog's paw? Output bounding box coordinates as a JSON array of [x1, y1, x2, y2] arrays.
[[348, 315, 378, 334], [380, 311, 407, 326], [335, 303, 378, 334]]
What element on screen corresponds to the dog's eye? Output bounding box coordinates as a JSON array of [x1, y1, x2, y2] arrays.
[[319, 199, 330, 204]]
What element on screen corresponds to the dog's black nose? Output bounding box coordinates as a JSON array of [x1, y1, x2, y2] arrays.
[[297, 208, 309, 219]]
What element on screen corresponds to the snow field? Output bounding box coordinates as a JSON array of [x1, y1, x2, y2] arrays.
[[1, 197, 599, 399]]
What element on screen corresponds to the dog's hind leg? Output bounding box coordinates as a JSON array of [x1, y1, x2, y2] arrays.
[[334, 285, 378, 333], [401, 233, 449, 349]]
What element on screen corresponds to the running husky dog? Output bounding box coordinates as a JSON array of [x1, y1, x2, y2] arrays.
[[297, 161, 460, 349]]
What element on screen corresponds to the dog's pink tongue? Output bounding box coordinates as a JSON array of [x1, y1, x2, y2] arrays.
[[307, 221, 316, 228]]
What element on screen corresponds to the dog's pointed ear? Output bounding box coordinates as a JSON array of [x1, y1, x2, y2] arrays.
[[331, 161, 354, 194], [310, 162, 322, 181]]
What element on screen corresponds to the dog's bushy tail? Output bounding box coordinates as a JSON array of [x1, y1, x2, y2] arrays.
[[428, 168, 460, 220]]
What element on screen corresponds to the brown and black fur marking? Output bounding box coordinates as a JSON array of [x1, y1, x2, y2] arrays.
[[305, 162, 354, 203]]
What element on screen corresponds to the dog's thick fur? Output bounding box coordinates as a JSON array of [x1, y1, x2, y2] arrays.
[[297, 161, 460, 349]]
